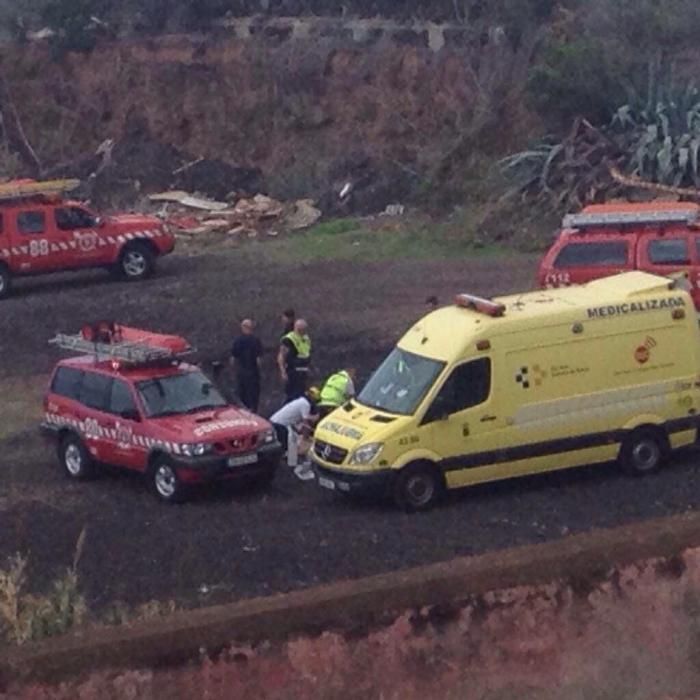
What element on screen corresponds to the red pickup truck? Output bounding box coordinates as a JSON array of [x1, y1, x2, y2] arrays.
[[0, 179, 175, 299], [537, 202, 700, 309]]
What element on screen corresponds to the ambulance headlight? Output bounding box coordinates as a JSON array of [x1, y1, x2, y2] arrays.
[[349, 442, 383, 465], [180, 443, 212, 457]]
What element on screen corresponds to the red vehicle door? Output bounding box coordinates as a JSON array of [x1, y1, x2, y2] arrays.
[[53, 204, 110, 267], [11, 205, 55, 273], [105, 377, 147, 471], [75, 370, 115, 463], [637, 231, 698, 306], [541, 234, 632, 287]]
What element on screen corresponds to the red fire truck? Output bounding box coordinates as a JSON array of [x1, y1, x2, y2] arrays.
[[0, 179, 175, 299], [537, 202, 700, 309], [41, 323, 282, 503]]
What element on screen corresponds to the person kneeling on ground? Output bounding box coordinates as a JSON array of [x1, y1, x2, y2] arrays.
[[269, 386, 320, 481], [318, 367, 357, 418]]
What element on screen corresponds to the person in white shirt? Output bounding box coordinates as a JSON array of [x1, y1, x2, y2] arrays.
[[269, 387, 320, 480]]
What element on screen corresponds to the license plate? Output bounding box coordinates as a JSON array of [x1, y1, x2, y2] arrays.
[[228, 453, 258, 467], [318, 476, 336, 491]]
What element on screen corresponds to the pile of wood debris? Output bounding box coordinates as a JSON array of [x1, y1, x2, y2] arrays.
[[149, 191, 322, 241]]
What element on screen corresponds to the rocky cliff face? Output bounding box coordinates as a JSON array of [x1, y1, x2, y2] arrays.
[[1, 20, 535, 209]]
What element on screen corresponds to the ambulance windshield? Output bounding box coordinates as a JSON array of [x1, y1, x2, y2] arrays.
[[358, 348, 445, 416]]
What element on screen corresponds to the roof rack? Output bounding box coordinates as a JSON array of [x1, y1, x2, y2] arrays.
[[50, 324, 192, 366], [0, 178, 80, 202], [563, 209, 700, 230]]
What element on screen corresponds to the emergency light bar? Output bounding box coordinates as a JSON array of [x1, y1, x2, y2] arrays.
[[454, 293, 505, 317], [563, 209, 699, 230], [50, 324, 192, 366], [0, 178, 80, 202]]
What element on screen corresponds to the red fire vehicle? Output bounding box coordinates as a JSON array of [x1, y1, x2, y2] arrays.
[[41, 323, 282, 503], [537, 202, 700, 309], [0, 179, 175, 299]]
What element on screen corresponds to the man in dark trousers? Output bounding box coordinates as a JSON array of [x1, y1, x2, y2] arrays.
[[278, 318, 311, 402], [231, 318, 263, 412]]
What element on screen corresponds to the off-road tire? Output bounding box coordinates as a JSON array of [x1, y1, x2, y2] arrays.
[[619, 428, 668, 476], [0, 264, 11, 300], [58, 434, 95, 480], [392, 462, 444, 512], [117, 242, 156, 281], [150, 458, 187, 504]]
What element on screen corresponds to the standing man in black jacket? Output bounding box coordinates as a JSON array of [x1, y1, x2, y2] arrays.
[[231, 318, 263, 412]]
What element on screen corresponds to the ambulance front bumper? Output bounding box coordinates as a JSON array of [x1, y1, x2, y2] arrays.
[[313, 461, 393, 496]]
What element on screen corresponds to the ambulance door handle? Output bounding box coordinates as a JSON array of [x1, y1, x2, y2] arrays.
[[480, 415, 497, 423]]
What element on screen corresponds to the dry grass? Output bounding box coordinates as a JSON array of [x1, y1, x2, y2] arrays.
[[0, 376, 47, 443], [0, 529, 87, 646]]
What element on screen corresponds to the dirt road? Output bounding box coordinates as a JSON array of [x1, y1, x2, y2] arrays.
[[2, 246, 700, 613]]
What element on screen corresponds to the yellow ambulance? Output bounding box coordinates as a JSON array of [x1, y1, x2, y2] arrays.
[[312, 272, 700, 511]]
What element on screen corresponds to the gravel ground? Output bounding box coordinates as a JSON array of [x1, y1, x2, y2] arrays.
[[1, 246, 699, 613]]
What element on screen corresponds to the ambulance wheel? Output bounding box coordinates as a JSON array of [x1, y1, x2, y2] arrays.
[[393, 462, 444, 512], [0, 264, 11, 299], [150, 458, 187, 504], [118, 243, 155, 281], [59, 434, 95, 480], [619, 429, 668, 476]]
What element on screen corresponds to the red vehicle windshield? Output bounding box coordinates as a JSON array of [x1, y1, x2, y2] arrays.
[[136, 370, 227, 418]]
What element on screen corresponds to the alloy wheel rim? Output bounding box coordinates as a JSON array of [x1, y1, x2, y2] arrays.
[[123, 251, 147, 277], [65, 444, 82, 476], [633, 440, 659, 471], [406, 473, 434, 506], [155, 465, 177, 498]]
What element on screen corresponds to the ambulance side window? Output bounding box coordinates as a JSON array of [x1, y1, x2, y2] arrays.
[[424, 358, 491, 423], [17, 210, 46, 235]]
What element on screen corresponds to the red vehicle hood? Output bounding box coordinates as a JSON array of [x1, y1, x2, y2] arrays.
[[149, 406, 270, 442], [108, 213, 164, 231]]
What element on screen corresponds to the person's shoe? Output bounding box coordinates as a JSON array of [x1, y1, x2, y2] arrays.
[[294, 463, 315, 481]]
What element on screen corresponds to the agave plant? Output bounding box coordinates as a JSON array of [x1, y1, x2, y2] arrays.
[[612, 84, 700, 187], [502, 80, 700, 210]]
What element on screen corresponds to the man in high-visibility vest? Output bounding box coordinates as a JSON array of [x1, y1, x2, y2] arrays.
[[278, 318, 312, 402], [319, 368, 357, 416]]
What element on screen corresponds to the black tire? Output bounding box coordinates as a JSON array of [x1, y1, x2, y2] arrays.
[[117, 242, 156, 281], [150, 458, 187, 503], [58, 434, 95, 480], [619, 428, 668, 476], [0, 264, 11, 300], [392, 462, 444, 512]]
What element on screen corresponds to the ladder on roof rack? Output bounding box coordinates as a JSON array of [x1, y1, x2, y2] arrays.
[[49, 333, 186, 365], [0, 179, 81, 202], [563, 209, 700, 229]]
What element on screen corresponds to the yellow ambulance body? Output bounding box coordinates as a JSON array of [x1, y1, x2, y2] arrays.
[[312, 272, 700, 510]]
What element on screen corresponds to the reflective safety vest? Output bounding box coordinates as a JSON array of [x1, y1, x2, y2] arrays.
[[283, 331, 311, 372], [320, 370, 351, 407]]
